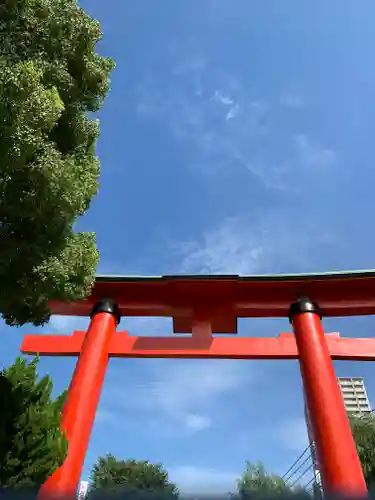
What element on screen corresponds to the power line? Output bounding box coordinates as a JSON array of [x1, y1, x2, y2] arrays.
[[289, 464, 314, 489], [304, 475, 316, 489], [305, 478, 319, 497], [284, 453, 312, 482], [348, 408, 375, 431], [281, 445, 311, 480], [302, 475, 316, 494], [282, 407, 375, 489], [356, 407, 375, 420]]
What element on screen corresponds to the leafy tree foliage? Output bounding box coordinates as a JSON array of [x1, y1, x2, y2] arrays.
[[89, 454, 179, 500], [0, 356, 67, 490], [236, 461, 291, 499], [0, 0, 115, 326], [236, 461, 312, 500], [350, 413, 375, 491]]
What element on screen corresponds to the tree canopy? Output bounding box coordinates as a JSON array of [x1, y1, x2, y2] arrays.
[[89, 454, 179, 500], [236, 461, 313, 500], [0, 356, 67, 490], [350, 413, 375, 491], [236, 461, 291, 499], [0, 0, 115, 326]]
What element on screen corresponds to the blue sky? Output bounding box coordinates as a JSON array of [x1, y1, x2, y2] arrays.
[[3, 0, 375, 495]]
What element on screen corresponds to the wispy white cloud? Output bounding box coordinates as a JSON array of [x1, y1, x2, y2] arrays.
[[176, 216, 263, 275], [173, 210, 339, 276], [280, 93, 304, 109], [98, 43, 339, 462], [124, 316, 173, 337], [213, 90, 240, 120], [104, 359, 252, 435], [169, 464, 237, 494], [135, 44, 337, 192], [244, 133, 338, 192], [147, 361, 245, 416], [277, 417, 309, 452], [48, 307, 173, 338], [295, 134, 337, 170], [47, 315, 90, 334], [232, 413, 310, 459], [135, 52, 270, 180], [214, 90, 235, 107], [184, 413, 212, 432], [95, 408, 119, 425], [138, 360, 248, 422]]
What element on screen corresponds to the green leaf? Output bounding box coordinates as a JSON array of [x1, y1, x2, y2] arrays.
[[0, 0, 114, 326], [88, 455, 179, 499], [0, 356, 67, 488], [350, 413, 375, 491]]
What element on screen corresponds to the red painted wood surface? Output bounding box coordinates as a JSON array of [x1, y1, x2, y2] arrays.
[[46, 273, 375, 333], [28, 272, 375, 499], [21, 331, 375, 360], [38, 312, 117, 500], [292, 313, 367, 496]]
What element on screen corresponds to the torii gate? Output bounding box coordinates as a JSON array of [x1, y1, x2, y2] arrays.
[[21, 270, 375, 499]]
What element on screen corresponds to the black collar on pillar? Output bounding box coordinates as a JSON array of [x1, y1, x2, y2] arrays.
[[91, 298, 121, 325], [288, 297, 322, 324]]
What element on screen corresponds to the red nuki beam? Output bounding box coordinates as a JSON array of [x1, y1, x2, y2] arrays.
[[22, 331, 375, 360]]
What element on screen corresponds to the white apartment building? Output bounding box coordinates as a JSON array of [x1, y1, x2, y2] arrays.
[[305, 377, 372, 440], [77, 481, 89, 499], [337, 377, 372, 416]]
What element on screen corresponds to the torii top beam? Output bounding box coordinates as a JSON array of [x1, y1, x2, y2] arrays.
[[48, 269, 375, 334]]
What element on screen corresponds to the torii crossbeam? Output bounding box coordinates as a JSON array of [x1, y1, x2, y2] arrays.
[[21, 270, 375, 499], [22, 330, 375, 360]]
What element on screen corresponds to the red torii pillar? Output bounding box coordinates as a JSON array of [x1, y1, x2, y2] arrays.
[[289, 298, 367, 497], [22, 297, 370, 499], [37, 299, 120, 500]]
